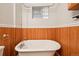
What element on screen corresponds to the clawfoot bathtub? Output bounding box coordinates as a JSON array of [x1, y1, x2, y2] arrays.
[[15, 40, 61, 56]]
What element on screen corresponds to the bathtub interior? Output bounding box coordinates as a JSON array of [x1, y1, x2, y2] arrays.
[[15, 40, 61, 51]]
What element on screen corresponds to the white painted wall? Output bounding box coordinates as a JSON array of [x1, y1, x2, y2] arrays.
[[16, 4, 22, 28], [0, 3, 14, 27], [22, 3, 79, 28], [0, 3, 79, 28], [0, 3, 22, 28]]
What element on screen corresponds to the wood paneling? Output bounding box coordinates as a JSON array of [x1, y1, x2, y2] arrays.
[[56, 27, 70, 56], [69, 27, 79, 55], [0, 27, 11, 56], [22, 27, 79, 56], [0, 26, 79, 56], [22, 28, 56, 40], [56, 26, 79, 56], [68, 3, 79, 10], [0, 27, 22, 56]]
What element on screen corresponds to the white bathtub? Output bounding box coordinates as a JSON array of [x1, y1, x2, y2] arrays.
[[15, 40, 61, 56], [0, 46, 5, 56]]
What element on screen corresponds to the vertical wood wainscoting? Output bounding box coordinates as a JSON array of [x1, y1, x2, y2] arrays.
[[22, 27, 79, 56], [22, 28, 56, 40], [56, 26, 79, 56], [0, 26, 79, 56], [0, 27, 22, 56]]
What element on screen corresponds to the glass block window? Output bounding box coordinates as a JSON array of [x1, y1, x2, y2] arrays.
[[32, 6, 48, 19]]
